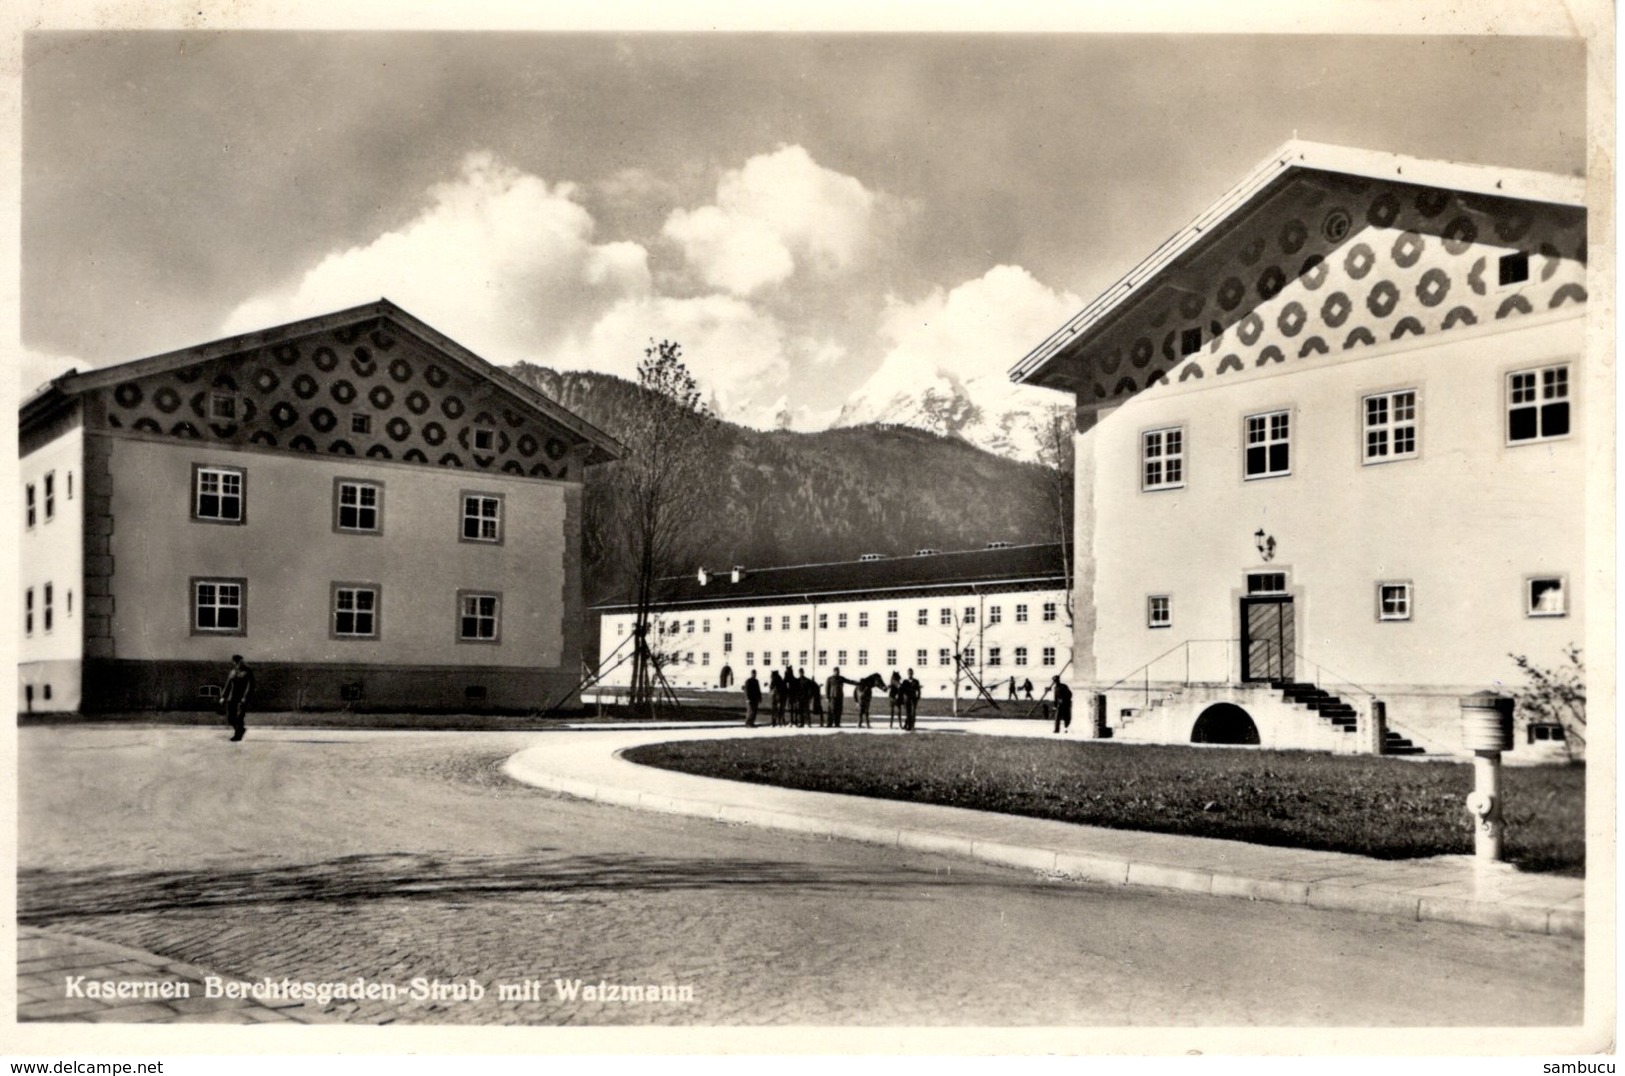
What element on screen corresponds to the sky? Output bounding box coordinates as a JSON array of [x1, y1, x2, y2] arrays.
[[20, 28, 1589, 430]]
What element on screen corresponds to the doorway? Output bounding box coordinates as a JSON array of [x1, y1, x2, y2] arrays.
[[1241, 596, 1294, 682]]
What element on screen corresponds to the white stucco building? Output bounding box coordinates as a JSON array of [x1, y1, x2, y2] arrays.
[[592, 543, 1073, 703], [1011, 141, 1588, 757]]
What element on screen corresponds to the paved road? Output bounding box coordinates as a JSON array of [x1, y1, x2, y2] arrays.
[[18, 726, 1583, 1026]]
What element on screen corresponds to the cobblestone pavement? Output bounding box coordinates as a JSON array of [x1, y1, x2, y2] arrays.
[[18, 725, 1586, 1027]]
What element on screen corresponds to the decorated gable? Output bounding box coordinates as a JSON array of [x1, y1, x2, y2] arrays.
[[94, 314, 594, 481]]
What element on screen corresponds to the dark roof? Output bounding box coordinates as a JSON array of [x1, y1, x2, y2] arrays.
[[593, 543, 1070, 611], [21, 298, 623, 463]]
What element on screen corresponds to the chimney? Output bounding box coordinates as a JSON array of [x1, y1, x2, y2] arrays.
[[731, 566, 744, 583], [697, 567, 709, 586]]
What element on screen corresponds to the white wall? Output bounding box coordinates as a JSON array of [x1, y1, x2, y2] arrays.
[[20, 425, 85, 710]]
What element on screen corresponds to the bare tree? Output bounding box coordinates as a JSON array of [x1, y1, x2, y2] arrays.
[[1030, 403, 1076, 627], [602, 340, 721, 714]]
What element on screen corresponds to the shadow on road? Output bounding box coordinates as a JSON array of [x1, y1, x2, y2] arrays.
[[20, 849, 1026, 924]]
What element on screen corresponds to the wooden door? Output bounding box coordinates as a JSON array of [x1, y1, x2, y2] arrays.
[[1241, 597, 1294, 682]]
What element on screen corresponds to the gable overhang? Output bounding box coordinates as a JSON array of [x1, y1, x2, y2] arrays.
[[1009, 140, 1588, 399], [37, 299, 624, 464]]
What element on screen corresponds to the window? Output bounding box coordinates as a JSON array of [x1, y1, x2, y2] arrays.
[[887, 610, 898, 633], [963, 606, 976, 624], [335, 479, 383, 533], [617, 623, 625, 636], [799, 650, 808, 666], [460, 493, 503, 543], [723, 632, 733, 653], [1042, 647, 1057, 666], [1508, 364, 1571, 443], [1364, 390, 1418, 463], [940, 608, 952, 626], [685, 620, 695, 635], [1015, 604, 1028, 623], [858, 649, 868, 666], [1043, 602, 1057, 622], [963, 647, 976, 666], [193, 466, 244, 523], [66, 590, 72, 616], [838, 613, 848, 629], [1245, 411, 1291, 478], [763, 616, 772, 632], [25, 484, 35, 528], [351, 413, 372, 435], [917, 608, 928, 626], [838, 649, 848, 666], [747, 616, 755, 632], [66, 472, 73, 500], [988, 605, 1002, 625], [1499, 251, 1530, 287], [474, 427, 496, 451], [1247, 572, 1288, 595], [1377, 582, 1412, 622], [745, 651, 754, 666], [1526, 577, 1567, 618], [44, 473, 55, 521], [917, 649, 929, 666], [1143, 427, 1185, 490], [800, 614, 809, 631], [209, 393, 237, 420], [457, 591, 501, 642], [44, 583, 53, 632], [818, 650, 828, 666], [819, 613, 828, 629], [332, 585, 379, 639], [1148, 595, 1171, 629], [702, 653, 710, 666], [24, 587, 33, 634], [684, 653, 694, 665], [193, 578, 245, 635], [781, 616, 790, 631], [703, 619, 711, 633], [939, 648, 951, 666], [780, 651, 790, 667], [886, 648, 897, 665], [1014, 646, 1028, 666], [858, 612, 869, 628], [987, 647, 1002, 667]]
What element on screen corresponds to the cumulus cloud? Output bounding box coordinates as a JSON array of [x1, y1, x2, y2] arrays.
[[551, 293, 808, 428], [839, 265, 1081, 430], [221, 152, 652, 364], [663, 145, 882, 296]]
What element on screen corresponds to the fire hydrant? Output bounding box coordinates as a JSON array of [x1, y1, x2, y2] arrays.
[[1459, 691, 1515, 863]]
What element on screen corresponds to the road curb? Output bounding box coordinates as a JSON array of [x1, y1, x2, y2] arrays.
[[500, 748, 1583, 940]]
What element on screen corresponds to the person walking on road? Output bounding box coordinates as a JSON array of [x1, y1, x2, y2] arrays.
[[1051, 675, 1073, 735], [221, 654, 256, 742], [743, 669, 762, 727]]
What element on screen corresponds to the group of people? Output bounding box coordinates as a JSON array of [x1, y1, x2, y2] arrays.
[[742, 667, 923, 731]]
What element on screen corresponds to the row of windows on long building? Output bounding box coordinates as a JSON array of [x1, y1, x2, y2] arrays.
[[651, 645, 1063, 672], [622, 601, 1063, 640]]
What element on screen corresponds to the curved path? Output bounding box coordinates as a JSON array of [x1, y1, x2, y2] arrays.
[[18, 724, 1589, 1031]]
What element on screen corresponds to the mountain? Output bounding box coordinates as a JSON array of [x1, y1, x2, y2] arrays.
[[831, 369, 1069, 462], [506, 363, 1065, 601]]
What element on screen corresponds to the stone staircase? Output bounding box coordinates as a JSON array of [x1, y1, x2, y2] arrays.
[[1271, 680, 1425, 756]]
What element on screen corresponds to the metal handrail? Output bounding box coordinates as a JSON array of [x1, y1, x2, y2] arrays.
[[1101, 638, 1240, 695], [1279, 642, 1378, 700]]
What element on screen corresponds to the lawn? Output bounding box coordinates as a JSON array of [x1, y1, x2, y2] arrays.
[[623, 734, 1585, 875]]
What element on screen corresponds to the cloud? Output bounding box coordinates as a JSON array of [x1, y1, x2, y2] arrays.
[[663, 145, 882, 296], [552, 293, 808, 428], [20, 348, 87, 397], [839, 265, 1082, 427], [221, 152, 652, 363]]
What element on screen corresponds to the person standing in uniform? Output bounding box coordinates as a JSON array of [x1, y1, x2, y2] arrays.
[[221, 654, 256, 742], [769, 670, 786, 727], [825, 667, 854, 728], [1052, 675, 1073, 735], [903, 668, 921, 731], [743, 669, 762, 727]]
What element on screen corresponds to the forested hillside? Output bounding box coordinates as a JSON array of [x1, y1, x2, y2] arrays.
[[508, 363, 1063, 602]]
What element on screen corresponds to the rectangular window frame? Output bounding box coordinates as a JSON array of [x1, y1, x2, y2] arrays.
[[1142, 425, 1187, 491], [1362, 389, 1420, 465], [333, 478, 385, 536], [191, 576, 247, 636], [1147, 595, 1172, 629], [44, 472, 55, 521], [192, 464, 247, 525], [26, 484, 36, 528], [1506, 363, 1572, 446], [459, 491, 505, 545], [456, 589, 503, 644], [331, 582, 382, 640], [1525, 575, 1568, 618], [1244, 409, 1292, 480], [1376, 581, 1413, 622], [886, 610, 899, 633], [1014, 646, 1028, 666]]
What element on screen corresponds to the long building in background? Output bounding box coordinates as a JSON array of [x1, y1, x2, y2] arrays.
[[1011, 140, 1588, 758], [592, 543, 1074, 702], [19, 299, 621, 715]]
